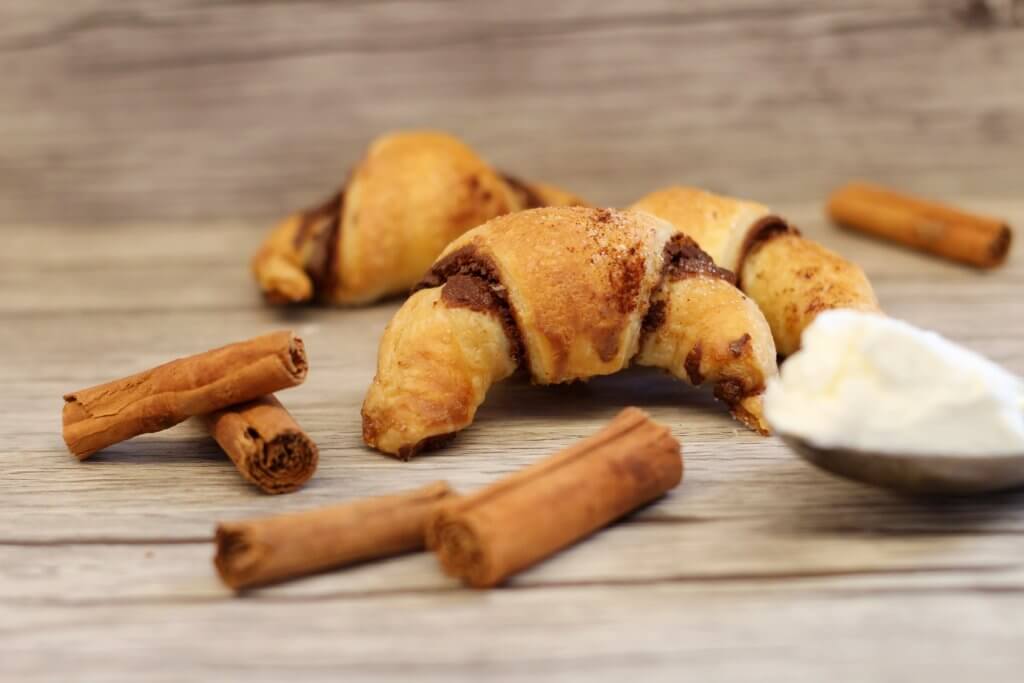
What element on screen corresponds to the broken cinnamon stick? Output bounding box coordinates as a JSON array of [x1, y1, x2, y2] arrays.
[[214, 481, 455, 590], [827, 181, 1012, 268], [429, 407, 682, 588], [200, 395, 318, 494], [62, 331, 307, 459]]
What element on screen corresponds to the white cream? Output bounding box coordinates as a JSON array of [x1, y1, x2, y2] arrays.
[[764, 310, 1024, 456]]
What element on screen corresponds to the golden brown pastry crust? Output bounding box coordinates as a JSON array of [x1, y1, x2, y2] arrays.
[[631, 187, 879, 356], [636, 276, 776, 435], [631, 187, 772, 272], [361, 287, 517, 458], [362, 207, 779, 457], [252, 131, 587, 306], [742, 232, 880, 356], [432, 207, 673, 384]]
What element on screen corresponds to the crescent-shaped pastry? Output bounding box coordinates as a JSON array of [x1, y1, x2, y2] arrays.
[[631, 187, 880, 356], [361, 207, 778, 458], [252, 131, 587, 306]]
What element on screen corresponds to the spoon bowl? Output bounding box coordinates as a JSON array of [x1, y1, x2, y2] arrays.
[[780, 434, 1024, 495]]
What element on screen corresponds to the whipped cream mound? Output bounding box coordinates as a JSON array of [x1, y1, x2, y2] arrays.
[[765, 310, 1024, 456]]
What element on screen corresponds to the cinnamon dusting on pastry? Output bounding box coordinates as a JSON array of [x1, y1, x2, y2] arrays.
[[608, 245, 645, 316]]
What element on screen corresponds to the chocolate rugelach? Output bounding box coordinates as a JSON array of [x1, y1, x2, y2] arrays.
[[631, 186, 879, 356], [362, 206, 779, 458], [252, 130, 588, 307]]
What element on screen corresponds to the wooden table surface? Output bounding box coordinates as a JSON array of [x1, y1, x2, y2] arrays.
[[4, 1, 1024, 679], [3, 199, 1022, 681]]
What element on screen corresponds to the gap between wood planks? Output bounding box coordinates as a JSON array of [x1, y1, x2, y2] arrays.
[[2, 563, 1022, 610], [7, 518, 1024, 547]]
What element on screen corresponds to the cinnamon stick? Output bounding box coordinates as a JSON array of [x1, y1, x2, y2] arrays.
[[827, 181, 1012, 268], [62, 331, 307, 459], [200, 395, 318, 494], [214, 481, 455, 590], [429, 407, 682, 588]]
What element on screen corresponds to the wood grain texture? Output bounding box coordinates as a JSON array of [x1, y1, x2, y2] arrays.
[[2, 199, 1023, 680], [3, 2, 1024, 677], [5, 587, 1023, 683], [1, 0, 1023, 225]]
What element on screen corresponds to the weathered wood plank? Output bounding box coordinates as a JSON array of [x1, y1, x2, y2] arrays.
[[7, 370, 1024, 540], [2, 522, 1023, 604], [7, 348, 1024, 538], [4, 585, 1024, 683], [2, 1, 1023, 674], [1, 1, 1023, 224], [3, 200, 1021, 320]]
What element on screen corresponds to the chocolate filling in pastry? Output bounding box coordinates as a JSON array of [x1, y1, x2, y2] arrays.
[[500, 173, 544, 210], [292, 191, 345, 300], [418, 246, 527, 368]]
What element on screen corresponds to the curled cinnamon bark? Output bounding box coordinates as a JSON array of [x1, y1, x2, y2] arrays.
[[214, 481, 455, 590], [828, 181, 1012, 268], [200, 395, 318, 494], [62, 331, 307, 459], [429, 408, 682, 587]]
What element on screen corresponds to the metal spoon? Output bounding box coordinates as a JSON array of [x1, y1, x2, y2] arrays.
[[780, 434, 1024, 495]]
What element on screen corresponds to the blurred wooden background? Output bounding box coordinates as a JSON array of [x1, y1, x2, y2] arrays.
[[1, 0, 1022, 226]]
